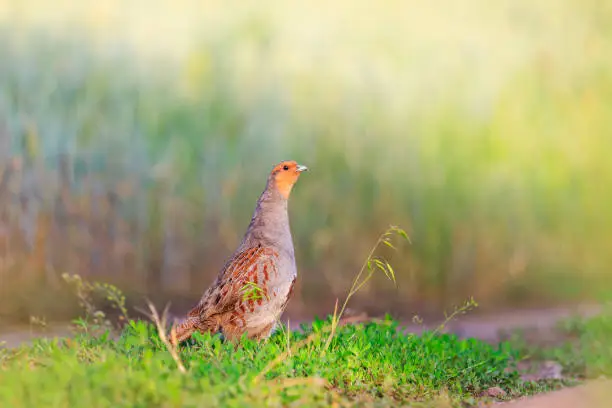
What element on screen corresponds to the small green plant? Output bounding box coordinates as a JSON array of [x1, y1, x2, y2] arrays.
[[323, 225, 410, 351], [61, 273, 129, 336], [241, 281, 270, 303], [433, 297, 479, 335], [28, 316, 48, 333]]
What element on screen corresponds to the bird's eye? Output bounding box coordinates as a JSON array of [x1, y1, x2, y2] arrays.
[[283, 165, 289, 171]]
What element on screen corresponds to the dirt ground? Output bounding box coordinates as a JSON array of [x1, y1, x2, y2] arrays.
[[500, 379, 612, 408], [0, 324, 73, 349]]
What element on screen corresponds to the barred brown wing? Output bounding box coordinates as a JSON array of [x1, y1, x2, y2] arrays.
[[187, 246, 280, 320]]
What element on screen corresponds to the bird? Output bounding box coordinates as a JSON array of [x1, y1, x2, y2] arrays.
[[169, 160, 308, 345]]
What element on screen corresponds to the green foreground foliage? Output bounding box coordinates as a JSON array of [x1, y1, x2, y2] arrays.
[[1, 317, 542, 408], [2, 271, 608, 407]]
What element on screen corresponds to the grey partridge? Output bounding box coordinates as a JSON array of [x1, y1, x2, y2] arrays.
[[170, 160, 308, 344]]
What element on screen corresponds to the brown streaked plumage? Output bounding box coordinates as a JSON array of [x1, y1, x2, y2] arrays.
[[170, 160, 308, 344]]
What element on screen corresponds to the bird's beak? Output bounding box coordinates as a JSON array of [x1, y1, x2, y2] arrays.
[[296, 164, 308, 173]]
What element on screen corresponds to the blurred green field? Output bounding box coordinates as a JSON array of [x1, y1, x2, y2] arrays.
[[1, 0, 612, 323]]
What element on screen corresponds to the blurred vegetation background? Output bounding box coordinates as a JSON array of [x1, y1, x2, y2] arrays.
[[1, 0, 611, 325]]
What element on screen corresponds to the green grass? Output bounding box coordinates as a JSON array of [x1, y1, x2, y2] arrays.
[[1, 261, 603, 407], [0, 316, 558, 408]]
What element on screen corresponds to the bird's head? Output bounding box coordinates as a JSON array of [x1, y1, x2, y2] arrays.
[[269, 160, 308, 199]]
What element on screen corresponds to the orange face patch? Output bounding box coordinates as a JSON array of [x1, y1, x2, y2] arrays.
[[271, 160, 307, 199]]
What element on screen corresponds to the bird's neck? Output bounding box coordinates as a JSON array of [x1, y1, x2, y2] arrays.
[[240, 180, 294, 255]]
